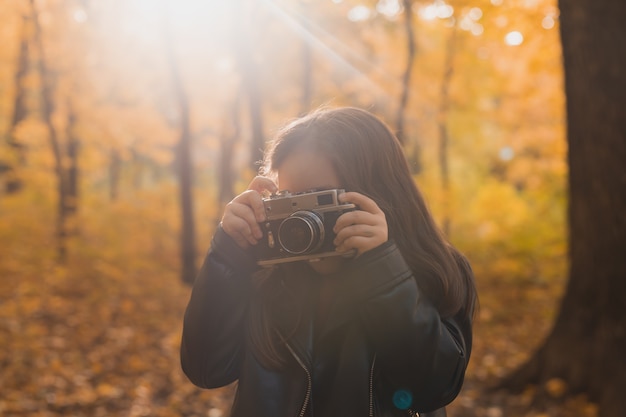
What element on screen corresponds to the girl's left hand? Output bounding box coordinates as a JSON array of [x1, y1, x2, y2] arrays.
[[333, 192, 388, 257]]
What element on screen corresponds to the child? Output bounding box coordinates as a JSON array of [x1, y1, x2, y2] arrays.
[[181, 107, 477, 416]]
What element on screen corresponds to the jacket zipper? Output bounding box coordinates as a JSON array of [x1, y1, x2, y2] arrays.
[[369, 354, 416, 417], [285, 345, 381, 417], [285, 343, 312, 417], [369, 355, 376, 417]]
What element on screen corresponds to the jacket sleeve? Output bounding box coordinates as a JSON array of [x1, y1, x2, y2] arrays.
[[338, 240, 473, 413], [180, 226, 258, 389]]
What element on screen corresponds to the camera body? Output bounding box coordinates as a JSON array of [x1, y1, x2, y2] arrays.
[[254, 189, 355, 266]]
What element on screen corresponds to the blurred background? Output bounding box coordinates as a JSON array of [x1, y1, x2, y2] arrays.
[[0, 0, 576, 416]]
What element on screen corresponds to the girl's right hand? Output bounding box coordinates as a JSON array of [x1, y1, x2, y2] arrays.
[[220, 176, 278, 249]]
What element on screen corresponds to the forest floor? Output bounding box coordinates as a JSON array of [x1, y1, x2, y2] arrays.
[[0, 227, 598, 417]]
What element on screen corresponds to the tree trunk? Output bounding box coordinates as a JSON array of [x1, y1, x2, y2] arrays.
[[437, 25, 457, 237], [233, 0, 265, 170], [9, 14, 30, 149], [300, 38, 313, 116], [299, 2, 313, 116], [245, 80, 265, 170], [109, 149, 121, 201], [499, 1, 626, 416], [395, 0, 416, 147], [175, 101, 197, 286], [163, 11, 197, 285], [66, 98, 80, 218], [3, 13, 31, 194], [218, 96, 241, 206], [30, 0, 71, 261]]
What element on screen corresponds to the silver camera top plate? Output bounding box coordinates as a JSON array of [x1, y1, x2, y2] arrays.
[[263, 189, 354, 221]]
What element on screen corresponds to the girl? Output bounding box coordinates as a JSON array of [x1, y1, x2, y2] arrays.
[[181, 107, 477, 417]]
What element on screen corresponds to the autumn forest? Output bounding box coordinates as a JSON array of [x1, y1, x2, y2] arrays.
[[1, 0, 624, 416]]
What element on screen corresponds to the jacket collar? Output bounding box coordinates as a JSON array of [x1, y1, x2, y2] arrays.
[[271, 263, 363, 368]]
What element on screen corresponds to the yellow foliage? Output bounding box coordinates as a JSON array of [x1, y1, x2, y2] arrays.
[[545, 378, 568, 399], [469, 179, 531, 240]]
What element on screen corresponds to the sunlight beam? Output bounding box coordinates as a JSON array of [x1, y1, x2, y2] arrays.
[[260, 0, 396, 101]]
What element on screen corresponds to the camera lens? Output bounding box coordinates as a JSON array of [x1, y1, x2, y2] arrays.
[[278, 211, 325, 254]]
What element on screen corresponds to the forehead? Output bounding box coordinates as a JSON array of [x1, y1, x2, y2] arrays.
[[276, 150, 340, 193]]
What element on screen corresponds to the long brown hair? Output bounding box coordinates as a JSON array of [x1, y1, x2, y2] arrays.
[[253, 107, 477, 367]]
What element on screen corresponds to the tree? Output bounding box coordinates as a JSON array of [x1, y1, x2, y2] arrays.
[[395, 0, 416, 148], [31, 0, 77, 261], [163, 7, 197, 285], [2, 11, 30, 194], [218, 95, 241, 206], [233, 0, 266, 170], [500, 1, 626, 416], [437, 24, 457, 237], [298, 1, 313, 116]]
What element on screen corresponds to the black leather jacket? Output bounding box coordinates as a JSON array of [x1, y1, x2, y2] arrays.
[[181, 227, 472, 417]]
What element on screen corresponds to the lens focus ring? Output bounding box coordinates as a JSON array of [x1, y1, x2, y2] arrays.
[[278, 211, 325, 255]]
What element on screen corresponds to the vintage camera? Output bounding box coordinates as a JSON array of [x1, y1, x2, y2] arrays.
[[255, 189, 356, 266]]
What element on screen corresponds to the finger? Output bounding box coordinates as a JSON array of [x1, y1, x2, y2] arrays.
[[220, 220, 251, 249], [231, 201, 264, 238], [333, 224, 375, 246], [248, 176, 278, 195], [334, 224, 382, 251], [336, 231, 388, 255], [339, 192, 383, 215], [221, 214, 255, 246], [335, 236, 375, 255], [232, 190, 267, 223], [333, 210, 380, 233], [221, 214, 259, 247]]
